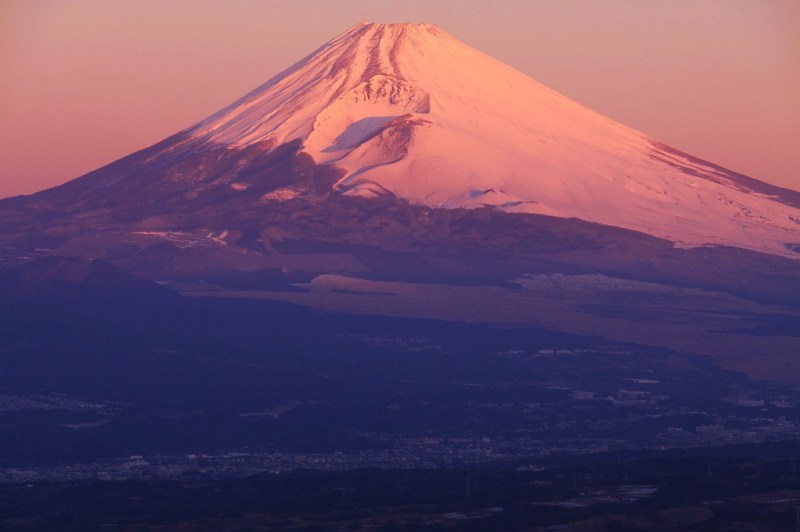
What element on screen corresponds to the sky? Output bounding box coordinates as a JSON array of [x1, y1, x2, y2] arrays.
[[1, 0, 798, 199]]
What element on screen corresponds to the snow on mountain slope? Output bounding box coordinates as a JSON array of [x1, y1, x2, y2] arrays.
[[188, 22, 800, 257]]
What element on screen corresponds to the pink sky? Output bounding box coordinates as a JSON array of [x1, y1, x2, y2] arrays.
[[1, 0, 798, 199]]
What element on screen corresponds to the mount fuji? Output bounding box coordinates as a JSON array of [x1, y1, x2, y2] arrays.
[[1, 22, 798, 296], [188, 22, 800, 257]]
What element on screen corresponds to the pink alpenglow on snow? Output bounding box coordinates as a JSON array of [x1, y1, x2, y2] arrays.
[[188, 22, 800, 257]]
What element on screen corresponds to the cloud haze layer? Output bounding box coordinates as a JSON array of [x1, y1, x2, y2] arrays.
[[1, 0, 798, 198]]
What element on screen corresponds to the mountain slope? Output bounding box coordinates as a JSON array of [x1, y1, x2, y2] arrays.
[[0, 21, 798, 267], [183, 22, 799, 257]]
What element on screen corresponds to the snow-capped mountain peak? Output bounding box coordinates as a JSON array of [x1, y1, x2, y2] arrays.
[[186, 22, 800, 257]]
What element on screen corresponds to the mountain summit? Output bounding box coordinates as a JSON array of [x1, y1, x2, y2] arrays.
[[182, 21, 799, 256]]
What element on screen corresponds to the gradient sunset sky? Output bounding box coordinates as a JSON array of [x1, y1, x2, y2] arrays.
[[1, 0, 798, 199]]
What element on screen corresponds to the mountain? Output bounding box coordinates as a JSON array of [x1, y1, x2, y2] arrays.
[[0, 22, 798, 292], [0, 256, 176, 302], [190, 22, 800, 257]]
